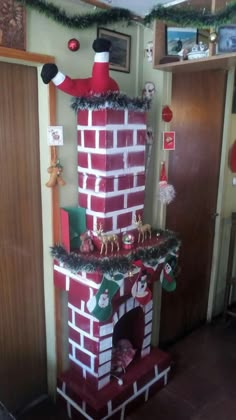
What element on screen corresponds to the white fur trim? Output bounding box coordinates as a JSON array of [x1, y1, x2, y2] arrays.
[[94, 52, 109, 63], [52, 71, 66, 86]]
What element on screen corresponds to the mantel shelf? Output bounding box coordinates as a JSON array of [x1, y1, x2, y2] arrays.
[[154, 53, 236, 73]]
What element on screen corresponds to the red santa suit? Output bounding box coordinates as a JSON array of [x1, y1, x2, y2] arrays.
[[51, 51, 119, 96]]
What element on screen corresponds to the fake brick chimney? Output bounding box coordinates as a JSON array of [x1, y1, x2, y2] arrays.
[[77, 108, 147, 233], [54, 105, 173, 419]]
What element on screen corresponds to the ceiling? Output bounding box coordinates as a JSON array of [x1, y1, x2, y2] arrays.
[[79, 0, 217, 18], [91, 0, 186, 17]]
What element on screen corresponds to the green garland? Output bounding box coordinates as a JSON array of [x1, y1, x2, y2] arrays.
[[144, 2, 236, 28], [71, 93, 151, 112], [17, 0, 236, 29], [16, 0, 133, 28], [51, 230, 180, 275]]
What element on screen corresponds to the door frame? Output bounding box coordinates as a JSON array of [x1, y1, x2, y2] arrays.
[[0, 45, 60, 397]]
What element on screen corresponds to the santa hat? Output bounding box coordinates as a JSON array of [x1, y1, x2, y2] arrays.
[[158, 161, 175, 205]]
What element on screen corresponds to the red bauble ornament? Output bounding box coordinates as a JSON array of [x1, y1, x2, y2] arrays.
[[162, 105, 173, 122], [68, 38, 80, 52]]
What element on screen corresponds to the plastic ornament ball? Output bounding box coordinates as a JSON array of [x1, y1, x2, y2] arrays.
[[68, 38, 80, 52]]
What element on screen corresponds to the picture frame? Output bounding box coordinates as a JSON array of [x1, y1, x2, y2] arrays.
[[97, 27, 131, 73], [166, 27, 197, 56], [0, 0, 26, 50], [217, 25, 236, 54]]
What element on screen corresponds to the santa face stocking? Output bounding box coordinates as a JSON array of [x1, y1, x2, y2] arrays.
[[160, 253, 177, 292], [87, 273, 123, 322]]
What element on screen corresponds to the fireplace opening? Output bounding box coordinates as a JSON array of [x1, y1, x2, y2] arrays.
[[111, 307, 145, 375]]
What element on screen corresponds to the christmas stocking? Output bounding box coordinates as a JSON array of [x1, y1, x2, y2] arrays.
[[131, 269, 152, 306], [87, 273, 124, 322], [160, 253, 177, 292]]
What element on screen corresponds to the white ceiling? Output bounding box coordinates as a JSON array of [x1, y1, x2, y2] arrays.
[[77, 0, 187, 17], [96, 0, 186, 17]]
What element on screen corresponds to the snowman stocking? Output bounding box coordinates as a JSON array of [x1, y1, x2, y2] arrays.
[[87, 273, 124, 322], [131, 269, 152, 306], [160, 253, 177, 292]]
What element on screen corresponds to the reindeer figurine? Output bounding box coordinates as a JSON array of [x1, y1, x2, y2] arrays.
[[134, 215, 152, 243], [96, 223, 120, 255]]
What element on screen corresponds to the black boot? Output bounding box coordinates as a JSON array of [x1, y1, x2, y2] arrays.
[[92, 38, 111, 53]]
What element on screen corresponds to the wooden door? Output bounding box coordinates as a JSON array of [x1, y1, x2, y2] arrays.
[[160, 70, 226, 345], [0, 62, 47, 412]]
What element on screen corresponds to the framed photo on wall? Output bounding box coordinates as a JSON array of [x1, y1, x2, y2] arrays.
[[97, 27, 131, 73], [0, 0, 26, 50], [217, 25, 236, 54], [166, 27, 197, 55]]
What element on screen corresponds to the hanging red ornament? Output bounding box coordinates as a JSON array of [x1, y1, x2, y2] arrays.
[[162, 105, 173, 123], [229, 140, 236, 172], [68, 38, 80, 52], [158, 161, 175, 205]]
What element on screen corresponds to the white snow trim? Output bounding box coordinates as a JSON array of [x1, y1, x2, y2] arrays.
[[94, 52, 109, 63], [52, 71, 66, 86]]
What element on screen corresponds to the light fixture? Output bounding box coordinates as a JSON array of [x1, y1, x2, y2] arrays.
[[209, 31, 218, 43]]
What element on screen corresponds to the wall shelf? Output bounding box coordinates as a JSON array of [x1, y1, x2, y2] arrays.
[[153, 21, 236, 73]]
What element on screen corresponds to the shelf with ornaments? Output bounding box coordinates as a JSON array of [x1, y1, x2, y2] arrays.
[[153, 21, 236, 73]]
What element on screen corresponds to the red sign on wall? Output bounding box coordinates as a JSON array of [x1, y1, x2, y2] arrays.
[[163, 131, 175, 150]]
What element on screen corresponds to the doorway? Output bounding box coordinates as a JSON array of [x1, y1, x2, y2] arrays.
[[160, 69, 227, 345], [0, 62, 47, 412]]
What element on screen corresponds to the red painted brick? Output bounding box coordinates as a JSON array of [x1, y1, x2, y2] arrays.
[[83, 335, 99, 354], [77, 110, 88, 125], [78, 173, 84, 189], [77, 131, 82, 146], [86, 215, 114, 232], [90, 153, 124, 171], [99, 130, 113, 148], [128, 111, 146, 124], [75, 347, 92, 368], [86, 271, 103, 283], [85, 175, 96, 191], [127, 191, 145, 208], [136, 173, 146, 187], [118, 174, 134, 190], [137, 129, 147, 145], [117, 130, 133, 147], [107, 109, 125, 124], [78, 192, 88, 209], [91, 195, 124, 213], [91, 110, 107, 126], [127, 151, 145, 167], [68, 307, 73, 323], [78, 152, 88, 168], [117, 212, 133, 229], [86, 214, 94, 231], [97, 177, 114, 193], [84, 130, 96, 148], [68, 279, 90, 303], [75, 312, 91, 334], [54, 268, 66, 290], [69, 326, 82, 346]]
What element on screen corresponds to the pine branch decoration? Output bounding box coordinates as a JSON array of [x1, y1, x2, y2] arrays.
[[17, 0, 236, 29], [51, 231, 180, 275], [71, 93, 151, 112]]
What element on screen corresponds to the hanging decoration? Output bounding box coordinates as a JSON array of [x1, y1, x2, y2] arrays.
[[16, 0, 236, 29], [46, 158, 66, 188], [68, 38, 80, 51], [87, 273, 124, 321], [41, 38, 119, 97], [229, 140, 236, 173], [158, 161, 175, 205], [162, 105, 173, 123], [160, 252, 178, 292]]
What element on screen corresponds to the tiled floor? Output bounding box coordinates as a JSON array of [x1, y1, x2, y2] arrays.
[[16, 317, 236, 420]]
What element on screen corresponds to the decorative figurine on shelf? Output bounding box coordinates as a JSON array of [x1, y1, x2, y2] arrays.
[[96, 223, 120, 255], [40, 38, 119, 96], [80, 231, 94, 253], [134, 215, 152, 243], [46, 159, 66, 188], [158, 161, 175, 205]]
